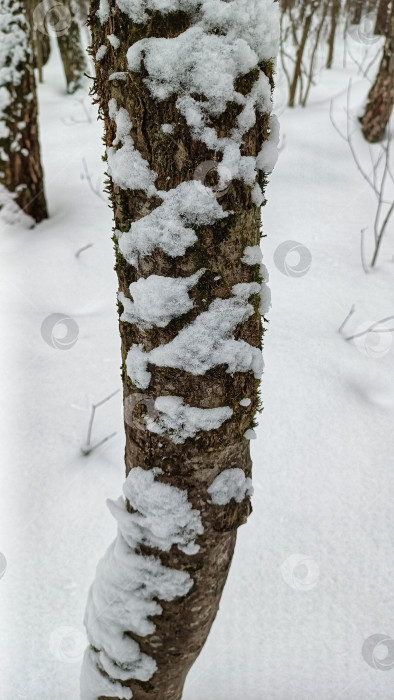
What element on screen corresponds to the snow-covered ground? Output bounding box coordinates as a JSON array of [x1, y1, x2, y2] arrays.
[[1, 32, 394, 700]]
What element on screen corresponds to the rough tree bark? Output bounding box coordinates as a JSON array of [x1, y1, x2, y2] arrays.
[[362, 0, 394, 142], [56, 0, 87, 93], [81, 1, 279, 699], [0, 0, 47, 223]]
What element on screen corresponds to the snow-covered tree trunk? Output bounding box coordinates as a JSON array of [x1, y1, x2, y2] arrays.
[[56, 0, 87, 93], [0, 0, 47, 223], [81, 1, 279, 698], [362, 0, 394, 143]]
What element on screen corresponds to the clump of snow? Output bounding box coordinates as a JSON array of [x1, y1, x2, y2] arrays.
[[95, 45, 107, 61], [118, 181, 227, 267], [207, 468, 253, 505], [80, 648, 132, 700], [97, 0, 110, 23], [107, 34, 120, 49], [145, 396, 233, 443], [107, 99, 157, 196], [109, 72, 127, 81], [259, 280, 271, 316], [256, 115, 280, 173], [251, 182, 265, 206], [244, 428, 257, 440], [200, 0, 280, 63], [108, 466, 204, 554], [241, 245, 271, 316], [239, 398, 251, 407], [119, 270, 204, 329], [81, 468, 202, 697], [127, 27, 257, 112], [0, 185, 34, 229], [161, 123, 174, 134], [241, 245, 263, 266], [126, 283, 264, 389]]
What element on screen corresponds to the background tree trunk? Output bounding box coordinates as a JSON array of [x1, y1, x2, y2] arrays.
[[0, 0, 47, 223], [288, 0, 318, 107], [28, 2, 51, 82], [326, 0, 341, 69], [362, 0, 394, 142], [374, 0, 390, 35], [56, 0, 87, 93], [81, 1, 278, 698], [351, 0, 364, 24]]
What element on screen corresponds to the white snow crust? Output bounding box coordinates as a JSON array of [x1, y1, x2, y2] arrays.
[[118, 181, 227, 267], [81, 468, 202, 698], [208, 468, 253, 505], [126, 283, 264, 388], [119, 270, 204, 329], [106, 99, 157, 196], [145, 396, 233, 443]]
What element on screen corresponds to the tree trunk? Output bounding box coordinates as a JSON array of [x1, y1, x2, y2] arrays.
[[81, 1, 279, 698], [326, 0, 341, 69], [288, 1, 318, 107], [0, 0, 47, 223], [56, 0, 87, 93], [29, 2, 51, 82], [362, 1, 394, 143], [351, 0, 364, 24], [375, 0, 390, 35]]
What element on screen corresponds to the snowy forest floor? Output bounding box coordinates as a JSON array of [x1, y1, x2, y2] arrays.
[[1, 33, 394, 700]]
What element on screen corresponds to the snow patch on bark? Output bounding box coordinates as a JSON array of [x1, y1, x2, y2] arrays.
[[242, 246, 271, 316], [119, 270, 204, 329], [108, 467, 204, 555], [81, 648, 133, 700], [126, 283, 264, 389], [106, 99, 157, 195], [256, 115, 280, 173], [81, 468, 202, 698], [108, 34, 120, 49], [145, 396, 233, 444], [95, 45, 107, 61], [118, 181, 227, 267], [208, 468, 253, 505], [97, 0, 110, 23]]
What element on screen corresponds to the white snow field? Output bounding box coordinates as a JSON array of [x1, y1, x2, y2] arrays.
[[1, 30, 394, 700]]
